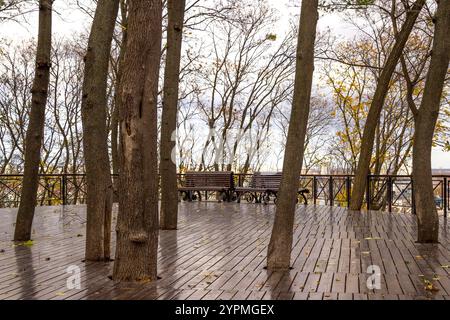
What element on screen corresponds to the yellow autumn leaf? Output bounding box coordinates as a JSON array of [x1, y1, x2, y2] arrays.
[[423, 280, 439, 292], [23, 240, 34, 247]]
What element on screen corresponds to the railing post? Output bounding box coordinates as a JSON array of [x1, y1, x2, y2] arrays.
[[329, 176, 334, 206], [366, 175, 371, 210], [387, 176, 392, 213], [62, 174, 67, 206], [444, 177, 448, 218], [346, 176, 351, 208], [313, 176, 317, 205]]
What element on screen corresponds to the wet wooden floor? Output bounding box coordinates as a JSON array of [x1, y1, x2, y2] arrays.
[[1, 202, 450, 300]]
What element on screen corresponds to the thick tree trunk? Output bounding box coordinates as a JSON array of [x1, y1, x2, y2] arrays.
[[267, 0, 318, 271], [160, 0, 186, 230], [14, 0, 52, 242], [112, 0, 162, 282], [81, 0, 119, 261], [413, 0, 449, 243], [349, 0, 426, 211]]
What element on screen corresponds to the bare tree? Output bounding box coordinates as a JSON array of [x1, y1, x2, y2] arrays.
[[160, 0, 186, 230], [14, 0, 52, 241], [350, 0, 426, 210], [81, 0, 119, 261], [267, 0, 318, 270], [413, 0, 449, 243], [111, 0, 128, 192]]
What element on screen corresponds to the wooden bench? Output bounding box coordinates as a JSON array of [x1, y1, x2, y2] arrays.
[[178, 171, 234, 202], [235, 172, 309, 204]]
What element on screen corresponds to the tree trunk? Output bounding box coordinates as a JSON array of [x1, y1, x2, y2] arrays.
[[81, 0, 119, 261], [111, 2, 128, 203], [112, 0, 162, 282], [267, 0, 318, 271], [14, 0, 52, 242], [111, 98, 119, 200], [349, 0, 425, 210], [160, 0, 186, 230], [413, 0, 449, 243]]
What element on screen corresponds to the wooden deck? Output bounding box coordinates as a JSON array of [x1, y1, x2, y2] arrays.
[[1, 202, 450, 300]]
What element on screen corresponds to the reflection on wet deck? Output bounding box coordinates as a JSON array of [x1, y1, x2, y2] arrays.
[[1, 203, 450, 300]]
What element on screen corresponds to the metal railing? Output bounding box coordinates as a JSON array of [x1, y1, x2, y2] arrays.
[[0, 173, 448, 216]]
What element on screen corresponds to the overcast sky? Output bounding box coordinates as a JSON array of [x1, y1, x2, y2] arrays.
[[1, 0, 449, 169]]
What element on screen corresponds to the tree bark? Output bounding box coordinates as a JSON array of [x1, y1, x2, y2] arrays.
[[350, 0, 426, 210], [160, 0, 186, 230], [413, 0, 449, 243], [81, 0, 119, 261], [267, 0, 318, 271], [112, 0, 162, 282], [111, 0, 128, 202], [14, 0, 52, 242]]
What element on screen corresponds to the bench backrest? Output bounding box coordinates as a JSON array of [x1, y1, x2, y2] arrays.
[[252, 172, 282, 189], [184, 171, 234, 188]]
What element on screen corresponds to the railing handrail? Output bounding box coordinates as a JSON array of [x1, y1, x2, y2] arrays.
[[1, 173, 450, 178]]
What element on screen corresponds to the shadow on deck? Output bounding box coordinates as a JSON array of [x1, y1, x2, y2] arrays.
[[0, 203, 450, 300]]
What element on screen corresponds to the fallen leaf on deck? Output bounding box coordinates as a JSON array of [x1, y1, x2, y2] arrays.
[[362, 251, 370, 255], [423, 279, 439, 292], [55, 292, 65, 296], [23, 240, 34, 247], [415, 256, 423, 260], [364, 237, 382, 240], [441, 265, 450, 268]]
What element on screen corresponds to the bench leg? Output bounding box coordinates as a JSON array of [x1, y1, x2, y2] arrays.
[[256, 193, 262, 204], [262, 192, 270, 205], [298, 192, 308, 205]]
